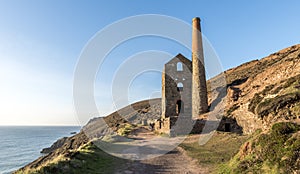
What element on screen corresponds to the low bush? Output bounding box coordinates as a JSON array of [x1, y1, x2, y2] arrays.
[[248, 94, 263, 114], [256, 92, 300, 118]]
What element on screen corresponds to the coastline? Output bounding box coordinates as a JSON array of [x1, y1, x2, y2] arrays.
[[0, 126, 81, 174]]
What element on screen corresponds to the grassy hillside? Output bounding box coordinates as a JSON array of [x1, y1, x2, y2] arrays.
[[16, 142, 127, 174], [180, 132, 249, 173], [219, 122, 300, 174]]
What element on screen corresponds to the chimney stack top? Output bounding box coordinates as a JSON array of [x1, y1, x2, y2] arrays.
[[192, 17, 201, 22]]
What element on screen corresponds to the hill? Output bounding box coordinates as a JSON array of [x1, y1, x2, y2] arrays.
[[209, 44, 300, 134], [15, 44, 300, 174]]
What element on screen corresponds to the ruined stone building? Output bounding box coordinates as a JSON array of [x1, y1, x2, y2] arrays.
[[155, 17, 208, 135], [161, 53, 192, 119]]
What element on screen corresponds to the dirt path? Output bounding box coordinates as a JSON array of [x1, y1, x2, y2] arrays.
[[115, 127, 209, 174]]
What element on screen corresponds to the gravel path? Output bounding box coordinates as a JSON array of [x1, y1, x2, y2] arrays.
[[115, 127, 209, 174]]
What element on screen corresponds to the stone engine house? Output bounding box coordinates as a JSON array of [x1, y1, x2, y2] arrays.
[[161, 54, 192, 119], [155, 17, 208, 135]]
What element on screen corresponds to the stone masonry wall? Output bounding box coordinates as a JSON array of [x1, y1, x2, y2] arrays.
[[161, 54, 192, 119]]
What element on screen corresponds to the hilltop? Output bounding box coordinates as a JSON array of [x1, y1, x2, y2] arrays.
[[15, 44, 300, 173]]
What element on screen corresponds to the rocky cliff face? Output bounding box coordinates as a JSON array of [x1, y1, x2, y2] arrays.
[[209, 44, 300, 134], [40, 137, 69, 154], [186, 44, 300, 135]]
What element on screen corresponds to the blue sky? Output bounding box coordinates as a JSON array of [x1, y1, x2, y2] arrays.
[[0, 0, 299, 125]]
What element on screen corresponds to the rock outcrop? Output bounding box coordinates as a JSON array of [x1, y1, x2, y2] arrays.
[[209, 44, 300, 134], [40, 137, 68, 154]]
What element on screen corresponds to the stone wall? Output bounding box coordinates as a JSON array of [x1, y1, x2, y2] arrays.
[[154, 117, 171, 134], [161, 54, 192, 120]]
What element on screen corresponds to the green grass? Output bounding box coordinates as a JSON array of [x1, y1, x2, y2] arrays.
[[117, 123, 135, 136], [291, 104, 300, 118], [220, 122, 300, 174], [101, 134, 134, 143], [19, 142, 127, 174], [179, 132, 249, 173]]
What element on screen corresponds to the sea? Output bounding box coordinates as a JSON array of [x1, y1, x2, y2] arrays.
[[0, 126, 81, 174]]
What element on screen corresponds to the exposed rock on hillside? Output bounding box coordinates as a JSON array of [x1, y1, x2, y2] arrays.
[[40, 137, 68, 154], [16, 131, 89, 173], [209, 44, 300, 134], [81, 98, 161, 139]]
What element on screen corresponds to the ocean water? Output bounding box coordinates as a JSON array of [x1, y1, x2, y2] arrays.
[[0, 126, 81, 174]]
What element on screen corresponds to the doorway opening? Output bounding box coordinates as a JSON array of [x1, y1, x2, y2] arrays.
[[225, 123, 231, 132], [176, 100, 184, 115]]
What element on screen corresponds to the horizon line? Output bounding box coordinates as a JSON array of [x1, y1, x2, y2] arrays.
[[0, 124, 81, 127]]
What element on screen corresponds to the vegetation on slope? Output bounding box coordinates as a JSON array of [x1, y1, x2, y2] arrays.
[[179, 132, 249, 173], [16, 142, 127, 174], [219, 122, 300, 174], [117, 123, 136, 136], [248, 74, 300, 120], [256, 92, 300, 119], [82, 98, 160, 139]]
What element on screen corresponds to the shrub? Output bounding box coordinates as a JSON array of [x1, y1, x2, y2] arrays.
[[256, 92, 300, 118], [261, 84, 275, 95], [248, 94, 263, 114], [273, 74, 300, 94], [271, 122, 300, 135], [117, 123, 135, 136]]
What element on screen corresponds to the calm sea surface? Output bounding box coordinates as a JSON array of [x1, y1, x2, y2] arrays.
[[0, 126, 81, 174]]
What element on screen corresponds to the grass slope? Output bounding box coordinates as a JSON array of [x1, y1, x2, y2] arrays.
[[17, 142, 127, 174], [219, 122, 300, 174], [179, 132, 249, 173]]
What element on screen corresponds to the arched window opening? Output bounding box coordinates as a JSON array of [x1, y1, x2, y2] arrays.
[[176, 100, 184, 115], [177, 62, 183, 71], [177, 82, 183, 92]]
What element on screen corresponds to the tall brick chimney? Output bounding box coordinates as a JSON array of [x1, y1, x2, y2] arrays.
[[192, 17, 208, 117]]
